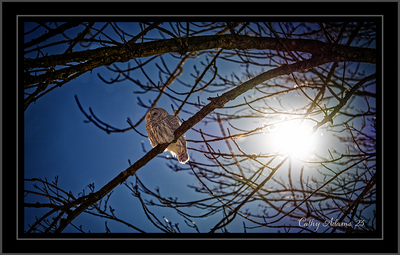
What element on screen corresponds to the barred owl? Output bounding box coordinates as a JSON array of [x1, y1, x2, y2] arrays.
[[145, 108, 189, 164]]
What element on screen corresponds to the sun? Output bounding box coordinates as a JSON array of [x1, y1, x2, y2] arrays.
[[268, 119, 315, 159]]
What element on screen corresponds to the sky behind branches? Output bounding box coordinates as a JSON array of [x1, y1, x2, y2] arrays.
[[23, 21, 377, 233]]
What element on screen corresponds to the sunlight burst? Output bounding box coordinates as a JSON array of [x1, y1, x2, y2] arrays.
[[269, 120, 315, 159]]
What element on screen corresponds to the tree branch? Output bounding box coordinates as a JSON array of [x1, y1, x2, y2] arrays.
[[24, 34, 376, 87]]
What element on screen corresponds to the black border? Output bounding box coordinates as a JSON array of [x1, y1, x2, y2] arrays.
[[3, 1, 398, 253]]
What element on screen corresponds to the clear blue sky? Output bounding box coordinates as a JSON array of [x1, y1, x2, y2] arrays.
[[23, 22, 251, 233]]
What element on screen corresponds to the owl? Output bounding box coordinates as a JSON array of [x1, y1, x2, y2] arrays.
[[145, 107, 189, 164]]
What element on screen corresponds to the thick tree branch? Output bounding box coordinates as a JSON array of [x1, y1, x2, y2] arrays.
[[24, 34, 376, 87]]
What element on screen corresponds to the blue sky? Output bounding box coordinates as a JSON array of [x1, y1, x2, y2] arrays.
[[23, 22, 377, 233], [23, 22, 246, 233]]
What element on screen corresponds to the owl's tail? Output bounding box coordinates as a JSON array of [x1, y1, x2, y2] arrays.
[[178, 153, 189, 164]]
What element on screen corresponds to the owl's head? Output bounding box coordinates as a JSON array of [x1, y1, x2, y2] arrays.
[[146, 107, 170, 122]]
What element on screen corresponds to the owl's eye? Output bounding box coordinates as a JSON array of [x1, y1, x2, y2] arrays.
[[153, 112, 157, 115]]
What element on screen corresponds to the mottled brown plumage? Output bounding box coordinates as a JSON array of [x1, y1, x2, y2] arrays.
[[145, 108, 189, 164]]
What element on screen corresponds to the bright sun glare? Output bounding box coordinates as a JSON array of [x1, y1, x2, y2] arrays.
[[268, 119, 315, 159]]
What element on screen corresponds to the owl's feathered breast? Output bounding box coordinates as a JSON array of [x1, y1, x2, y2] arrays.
[[146, 112, 181, 147], [145, 108, 189, 164]]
